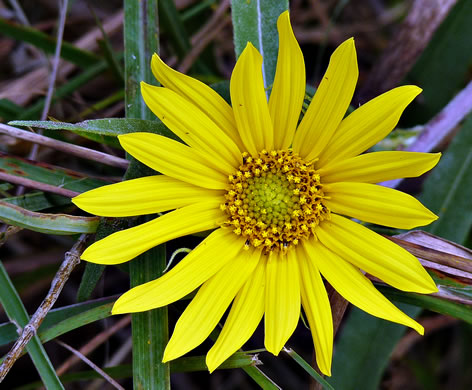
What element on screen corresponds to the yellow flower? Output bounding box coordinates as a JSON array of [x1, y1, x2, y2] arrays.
[[72, 11, 439, 376]]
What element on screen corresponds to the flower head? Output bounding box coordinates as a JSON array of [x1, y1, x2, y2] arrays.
[[72, 11, 439, 376]]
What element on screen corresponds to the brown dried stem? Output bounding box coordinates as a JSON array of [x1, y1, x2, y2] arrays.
[[0, 234, 88, 382], [56, 315, 131, 376], [358, 0, 458, 102], [55, 340, 125, 390], [0, 123, 129, 169], [0, 171, 80, 198]]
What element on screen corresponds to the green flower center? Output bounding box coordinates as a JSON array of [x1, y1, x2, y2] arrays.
[[221, 149, 330, 253]]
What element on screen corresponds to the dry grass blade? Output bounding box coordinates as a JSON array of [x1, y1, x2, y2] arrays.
[[56, 315, 131, 376], [56, 340, 125, 390], [0, 172, 80, 197], [0, 123, 129, 169]]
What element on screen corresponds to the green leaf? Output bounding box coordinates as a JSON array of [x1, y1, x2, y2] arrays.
[[2, 192, 70, 212], [0, 201, 99, 234], [328, 303, 419, 390], [328, 106, 472, 390], [10, 118, 179, 144], [0, 18, 100, 68], [419, 114, 472, 243], [231, 0, 288, 93], [285, 348, 335, 390], [159, 0, 191, 60], [0, 297, 116, 347], [405, 0, 472, 123], [124, 0, 170, 389], [14, 353, 256, 390], [378, 284, 472, 325], [0, 152, 108, 194], [0, 262, 64, 389], [77, 218, 128, 302]]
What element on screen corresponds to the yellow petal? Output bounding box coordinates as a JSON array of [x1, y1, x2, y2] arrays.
[[81, 200, 224, 265], [72, 175, 223, 217], [141, 82, 242, 170], [264, 250, 300, 355], [268, 11, 306, 150], [318, 86, 421, 166], [112, 229, 243, 314], [298, 243, 333, 376], [118, 132, 228, 190], [307, 239, 424, 334], [292, 38, 358, 161], [163, 247, 262, 362], [151, 53, 244, 151], [206, 255, 266, 373], [317, 214, 437, 293], [324, 182, 438, 229], [230, 42, 274, 155], [319, 151, 441, 184]]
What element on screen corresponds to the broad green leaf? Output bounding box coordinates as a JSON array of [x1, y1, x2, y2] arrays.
[[0, 263, 64, 389], [0, 201, 98, 235], [231, 0, 288, 93], [420, 114, 472, 243], [0, 18, 100, 68], [404, 0, 472, 123], [328, 303, 419, 390]]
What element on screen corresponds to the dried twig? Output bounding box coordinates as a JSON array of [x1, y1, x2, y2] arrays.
[[169, 0, 231, 72], [0, 171, 80, 198], [56, 315, 131, 376], [0, 234, 88, 382], [55, 340, 125, 390], [358, 0, 458, 102], [28, 0, 70, 162], [0, 123, 129, 169]]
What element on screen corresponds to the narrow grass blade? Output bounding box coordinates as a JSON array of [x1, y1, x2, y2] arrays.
[[159, 0, 191, 59], [0, 262, 64, 388], [0, 201, 98, 234], [0, 18, 100, 68], [124, 0, 170, 389], [0, 297, 116, 347], [284, 348, 335, 390]]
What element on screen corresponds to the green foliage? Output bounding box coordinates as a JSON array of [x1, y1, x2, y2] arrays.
[[231, 0, 288, 92], [0, 263, 64, 388]]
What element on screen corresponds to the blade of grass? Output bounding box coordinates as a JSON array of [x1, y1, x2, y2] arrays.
[[0, 18, 100, 68], [0, 201, 99, 234], [124, 1, 170, 389], [284, 348, 335, 390], [0, 262, 64, 388]]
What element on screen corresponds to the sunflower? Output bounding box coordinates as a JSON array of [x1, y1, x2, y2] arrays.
[[72, 11, 439, 376]]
